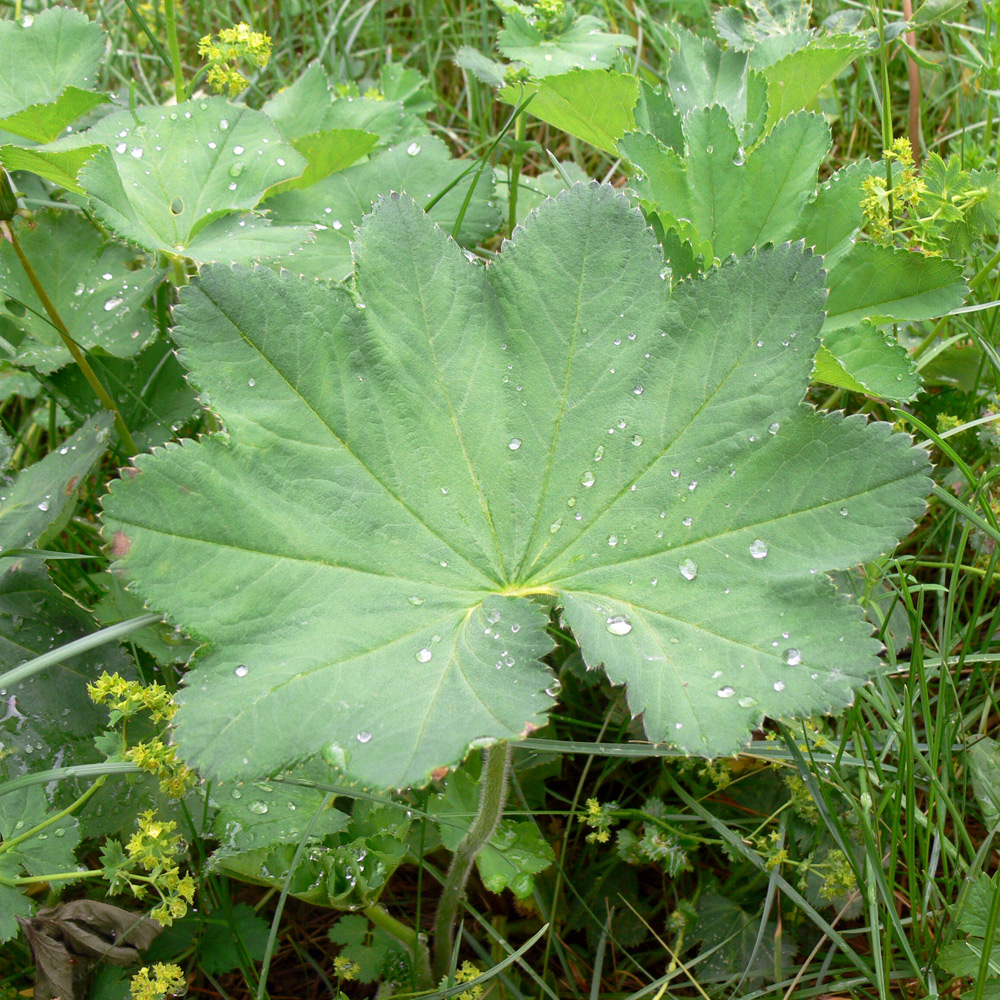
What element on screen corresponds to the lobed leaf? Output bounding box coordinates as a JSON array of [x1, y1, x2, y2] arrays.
[[0, 211, 163, 373], [102, 184, 930, 789]]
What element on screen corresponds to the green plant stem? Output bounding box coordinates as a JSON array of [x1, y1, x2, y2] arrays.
[[3, 223, 139, 457], [164, 0, 187, 103], [364, 903, 432, 985], [508, 114, 526, 237], [432, 741, 512, 982]]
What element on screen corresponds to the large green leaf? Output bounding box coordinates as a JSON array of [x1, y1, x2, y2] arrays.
[[620, 108, 830, 259], [499, 71, 639, 154], [0, 211, 162, 373], [102, 185, 930, 789], [75, 99, 309, 263], [265, 136, 500, 282]]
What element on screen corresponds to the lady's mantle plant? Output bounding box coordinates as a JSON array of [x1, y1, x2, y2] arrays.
[[101, 183, 931, 789]]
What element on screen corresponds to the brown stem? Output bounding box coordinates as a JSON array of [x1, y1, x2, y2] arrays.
[[3, 221, 138, 456]]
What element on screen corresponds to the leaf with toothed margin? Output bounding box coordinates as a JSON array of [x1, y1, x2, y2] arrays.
[[100, 183, 930, 789], [0, 211, 163, 374], [74, 98, 309, 263]]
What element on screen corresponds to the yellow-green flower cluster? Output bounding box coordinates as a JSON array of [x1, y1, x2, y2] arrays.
[[88, 672, 176, 724], [198, 23, 272, 97], [452, 961, 484, 1000], [861, 138, 927, 246], [130, 962, 186, 1000], [126, 738, 196, 798], [122, 811, 195, 925], [88, 672, 195, 798], [582, 797, 618, 844], [333, 955, 360, 981]]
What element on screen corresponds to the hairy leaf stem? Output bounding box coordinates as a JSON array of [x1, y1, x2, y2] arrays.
[[432, 740, 512, 982], [2, 222, 139, 456], [364, 903, 432, 985]]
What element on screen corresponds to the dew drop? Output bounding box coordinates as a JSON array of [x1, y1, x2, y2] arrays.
[[607, 534, 618, 547], [511, 623, 520, 633], [840, 507, 849, 516], [408, 596, 425, 605], [509, 438, 521, 451], [37, 500, 49, 512], [220, 118, 229, 129], [247, 377, 255, 387], [103, 296, 123, 312], [356, 731, 372, 743], [768, 422, 780, 435], [738, 695, 757, 708], [682, 516, 692, 527], [773, 680, 786, 691], [487, 609, 501, 624], [234, 664, 248, 677], [115, 142, 127, 154], [550, 518, 562, 533], [416, 648, 432, 662], [749, 538, 768, 559], [249, 801, 268, 814], [407, 142, 421, 156], [233, 145, 244, 155], [606, 616, 632, 636], [581, 471, 595, 488], [717, 686, 735, 698], [783, 648, 802, 666], [633, 384, 644, 395], [688, 480, 698, 491], [678, 558, 698, 581], [593, 445, 605, 461], [631, 434, 642, 446], [671, 468, 680, 478], [130, 147, 143, 158]]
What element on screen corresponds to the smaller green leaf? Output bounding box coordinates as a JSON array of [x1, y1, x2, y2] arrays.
[[970, 737, 1000, 832], [910, 0, 967, 28], [823, 242, 968, 331], [328, 914, 409, 984], [0, 9, 105, 119], [261, 64, 420, 149], [0, 143, 101, 192], [262, 129, 377, 197], [788, 158, 876, 264], [0, 211, 162, 373], [199, 903, 270, 976], [0, 786, 80, 940], [621, 108, 830, 259], [454, 46, 508, 88], [266, 136, 499, 281], [497, 6, 634, 76], [814, 321, 921, 401], [762, 37, 865, 126], [0, 412, 112, 558], [77, 99, 308, 262], [208, 767, 350, 866], [499, 71, 639, 154], [940, 872, 1000, 981], [0, 88, 110, 145]]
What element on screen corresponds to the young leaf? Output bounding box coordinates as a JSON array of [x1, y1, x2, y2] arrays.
[[0, 786, 80, 941], [823, 242, 967, 331], [0, 211, 163, 373], [813, 321, 921, 401], [0, 8, 106, 142], [265, 136, 500, 282], [496, 3, 634, 76], [499, 71, 639, 154], [0, 412, 113, 558], [102, 185, 930, 789], [620, 108, 831, 259], [76, 99, 309, 263], [761, 36, 865, 127]]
